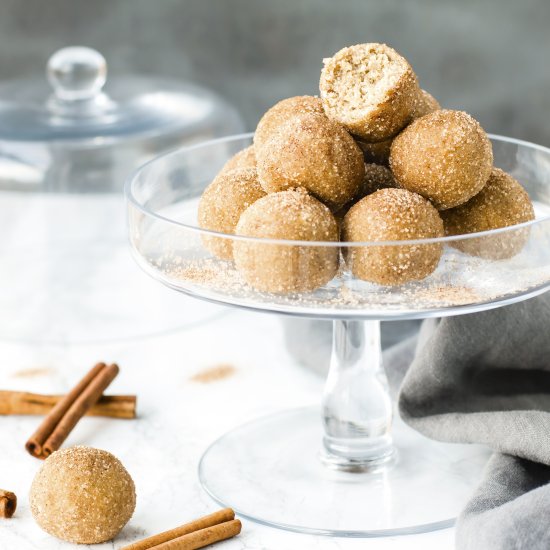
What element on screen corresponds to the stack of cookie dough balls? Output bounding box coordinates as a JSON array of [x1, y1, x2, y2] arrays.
[[199, 94, 360, 293], [198, 42, 535, 292]]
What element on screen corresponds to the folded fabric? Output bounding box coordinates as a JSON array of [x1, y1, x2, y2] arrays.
[[398, 292, 550, 550]]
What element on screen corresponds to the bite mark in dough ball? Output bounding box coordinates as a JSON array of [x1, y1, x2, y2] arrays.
[[320, 43, 419, 141]]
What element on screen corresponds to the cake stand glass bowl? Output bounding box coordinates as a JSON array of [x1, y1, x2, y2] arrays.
[[126, 133, 550, 537]]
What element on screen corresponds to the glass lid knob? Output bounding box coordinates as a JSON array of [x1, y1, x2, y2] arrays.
[[47, 47, 107, 101]]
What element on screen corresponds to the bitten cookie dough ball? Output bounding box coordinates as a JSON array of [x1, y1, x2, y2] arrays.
[[355, 89, 440, 165], [390, 110, 493, 210], [30, 446, 136, 544], [254, 96, 324, 150], [198, 167, 266, 260], [342, 188, 444, 285], [256, 112, 364, 210], [221, 145, 256, 173], [234, 188, 339, 293], [441, 168, 535, 259], [320, 43, 419, 141]]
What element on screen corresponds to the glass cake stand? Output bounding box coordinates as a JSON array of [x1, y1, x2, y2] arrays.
[[126, 133, 550, 536]]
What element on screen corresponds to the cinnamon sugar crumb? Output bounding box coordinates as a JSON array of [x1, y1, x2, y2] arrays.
[[190, 364, 236, 383], [12, 367, 54, 378]]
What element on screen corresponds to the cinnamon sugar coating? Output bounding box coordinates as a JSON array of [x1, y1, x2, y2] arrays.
[[30, 446, 135, 544], [390, 110, 493, 210], [320, 43, 419, 141], [360, 163, 396, 197], [256, 112, 364, 210], [412, 89, 441, 119], [342, 188, 444, 285], [234, 188, 339, 293], [198, 167, 266, 260], [254, 96, 324, 150], [221, 145, 256, 173], [441, 168, 534, 259], [334, 163, 397, 224], [355, 137, 393, 166], [355, 88, 440, 165]]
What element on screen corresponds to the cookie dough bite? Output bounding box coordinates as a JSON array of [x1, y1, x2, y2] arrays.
[[390, 110, 493, 210], [342, 188, 444, 285], [329, 164, 396, 232], [355, 90, 440, 165], [320, 43, 419, 142], [356, 137, 393, 166], [256, 112, 364, 210], [412, 89, 441, 119], [441, 168, 535, 259], [221, 145, 256, 173], [30, 446, 135, 544], [360, 163, 396, 197], [234, 188, 339, 293], [198, 167, 266, 260], [254, 95, 324, 150]]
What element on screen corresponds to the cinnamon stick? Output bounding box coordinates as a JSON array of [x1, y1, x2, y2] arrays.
[[25, 362, 119, 459], [0, 391, 136, 419], [155, 520, 241, 550], [0, 490, 17, 518], [121, 509, 239, 550]]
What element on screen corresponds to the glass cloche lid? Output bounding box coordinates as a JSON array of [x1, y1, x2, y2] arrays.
[[0, 46, 241, 344], [0, 46, 243, 192]]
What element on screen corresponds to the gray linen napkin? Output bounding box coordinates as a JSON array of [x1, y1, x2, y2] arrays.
[[398, 292, 550, 550]]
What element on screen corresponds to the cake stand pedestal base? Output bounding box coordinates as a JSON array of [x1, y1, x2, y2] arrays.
[[199, 406, 489, 537]]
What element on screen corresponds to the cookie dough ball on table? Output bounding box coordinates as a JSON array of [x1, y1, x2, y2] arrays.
[[441, 168, 535, 259], [30, 446, 135, 544], [254, 95, 324, 150], [342, 188, 444, 285], [390, 110, 493, 210], [198, 167, 266, 260], [320, 43, 419, 142], [234, 188, 339, 293], [221, 145, 256, 173], [256, 112, 364, 210]]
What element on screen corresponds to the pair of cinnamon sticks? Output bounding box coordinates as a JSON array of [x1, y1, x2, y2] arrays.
[[24, 362, 133, 459], [0, 390, 136, 419], [122, 508, 241, 550]]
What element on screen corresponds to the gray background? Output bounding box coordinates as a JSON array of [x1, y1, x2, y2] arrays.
[[1, 0, 549, 145]]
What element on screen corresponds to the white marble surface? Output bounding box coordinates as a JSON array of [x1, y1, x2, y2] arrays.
[[0, 192, 225, 343], [0, 307, 454, 550]]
